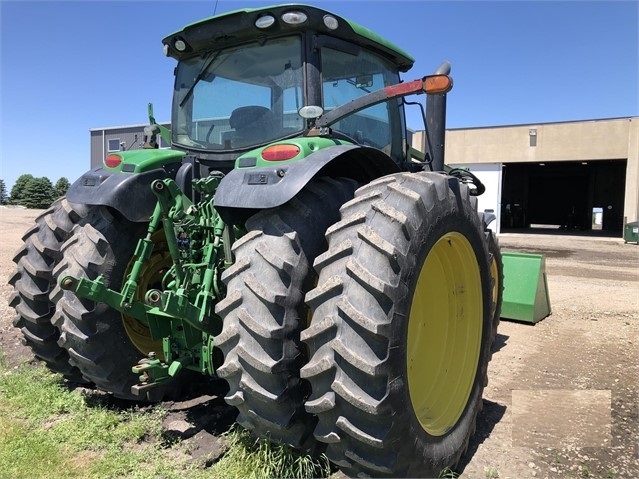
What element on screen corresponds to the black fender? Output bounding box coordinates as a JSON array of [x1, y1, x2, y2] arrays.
[[66, 167, 169, 222], [214, 145, 400, 224]]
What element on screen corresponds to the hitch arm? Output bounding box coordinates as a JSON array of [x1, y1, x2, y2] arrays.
[[59, 275, 151, 320]]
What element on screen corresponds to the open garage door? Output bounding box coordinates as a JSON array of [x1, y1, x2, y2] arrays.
[[501, 160, 626, 234]]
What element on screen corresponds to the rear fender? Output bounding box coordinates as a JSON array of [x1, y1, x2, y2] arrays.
[[67, 149, 187, 222], [214, 145, 399, 224], [66, 168, 170, 222]]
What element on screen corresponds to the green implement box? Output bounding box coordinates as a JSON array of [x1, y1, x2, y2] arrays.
[[624, 221, 639, 244], [501, 252, 551, 324]]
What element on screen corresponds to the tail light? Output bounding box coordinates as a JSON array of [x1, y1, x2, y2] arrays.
[[261, 144, 300, 162], [105, 154, 122, 168]]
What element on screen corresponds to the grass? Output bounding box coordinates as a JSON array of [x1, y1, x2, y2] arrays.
[[0, 352, 330, 479], [484, 466, 499, 478], [214, 427, 331, 479], [0, 360, 177, 479]]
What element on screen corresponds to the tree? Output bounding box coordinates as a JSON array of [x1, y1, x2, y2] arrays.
[[54, 177, 71, 199], [10, 175, 55, 209], [0, 179, 7, 205], [9, 174, 34, 205], [21, 177, 55, 209]]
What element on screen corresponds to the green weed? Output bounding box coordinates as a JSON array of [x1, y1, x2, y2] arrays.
[[581, 464, 592, 477], [212, 426, 331, 479], [484, 466, 500, 478], [439, 467, 460, 478]]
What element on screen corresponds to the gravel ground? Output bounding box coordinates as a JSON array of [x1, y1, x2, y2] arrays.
[[459, 231, 639, 479], [1, 206, 637, 478]]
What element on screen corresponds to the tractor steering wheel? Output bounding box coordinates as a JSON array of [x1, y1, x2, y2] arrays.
[[332, 130, 381, 149]]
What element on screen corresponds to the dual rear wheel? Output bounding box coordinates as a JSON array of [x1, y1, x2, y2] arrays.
[[216, 171, 499, 476], [10, 200, 174, 400]]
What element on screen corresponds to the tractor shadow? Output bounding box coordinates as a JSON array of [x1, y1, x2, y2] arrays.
[[456, 331, 509, 474], [491, 332, 509, 354], [457, 399, 507, 474]]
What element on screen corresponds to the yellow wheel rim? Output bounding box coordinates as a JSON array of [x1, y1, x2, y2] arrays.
[[122, 231, 169, 357], [407, 232, 483, 436]]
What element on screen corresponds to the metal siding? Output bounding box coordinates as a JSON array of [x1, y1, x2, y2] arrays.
[[104, 126, 146, 154], [90, 131, 104, 169]]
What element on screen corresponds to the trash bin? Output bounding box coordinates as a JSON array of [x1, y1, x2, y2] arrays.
[[624, 221, 639, 244]]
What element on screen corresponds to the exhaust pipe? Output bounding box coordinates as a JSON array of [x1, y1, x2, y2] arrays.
[[426, 61, 451, 172]]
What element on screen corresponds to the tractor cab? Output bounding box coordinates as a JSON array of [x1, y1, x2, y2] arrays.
[[164, 4, 415, 167]]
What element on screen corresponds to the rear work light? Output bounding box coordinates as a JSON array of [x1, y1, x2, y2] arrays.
[[255, 15, 275, 29], [323, 15, 339, 30], [261, 144, 300, 161], [281, 11, 307, 25], [105, 154, 122, 168]]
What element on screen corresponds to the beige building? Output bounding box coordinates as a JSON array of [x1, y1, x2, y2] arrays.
[[414, 117, 638, 235], [92, 117, 638, 237]]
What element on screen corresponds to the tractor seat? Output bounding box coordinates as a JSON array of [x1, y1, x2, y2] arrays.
[[229, 105, 272, 131], [224, 106, 275, 148]]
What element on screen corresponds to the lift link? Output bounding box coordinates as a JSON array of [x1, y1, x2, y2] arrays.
[[120, 202, 164, 309]]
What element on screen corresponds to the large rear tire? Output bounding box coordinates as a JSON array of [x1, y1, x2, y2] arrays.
[[52, 206, 163, 400], [8, 198, 88, 381], [214, 177, 357, 450], [301, 172, 494, 477]]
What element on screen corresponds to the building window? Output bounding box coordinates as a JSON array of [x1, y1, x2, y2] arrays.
[[107, 138, 121, 151], [529, 129, 537, 147]]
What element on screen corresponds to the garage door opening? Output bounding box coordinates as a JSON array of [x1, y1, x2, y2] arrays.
[[500, 160, 626, 235]]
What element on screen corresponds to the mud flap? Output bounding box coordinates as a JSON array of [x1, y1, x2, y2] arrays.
[[501, 252, 551, 324]]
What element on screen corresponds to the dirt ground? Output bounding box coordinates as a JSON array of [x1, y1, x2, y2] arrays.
[[1, 206, 637, 479]]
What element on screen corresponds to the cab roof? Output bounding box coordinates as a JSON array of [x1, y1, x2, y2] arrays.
[[163, 3, 414, 72]]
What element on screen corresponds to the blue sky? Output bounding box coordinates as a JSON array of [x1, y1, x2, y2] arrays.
[[1, 0, 637, 190]]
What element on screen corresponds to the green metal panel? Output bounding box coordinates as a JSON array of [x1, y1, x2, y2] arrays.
[[235, 137, 352, 169], [501, 252, 551, 324]]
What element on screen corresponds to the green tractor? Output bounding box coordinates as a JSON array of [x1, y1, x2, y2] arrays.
[[10, 4, 503, 477]]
